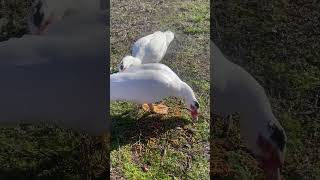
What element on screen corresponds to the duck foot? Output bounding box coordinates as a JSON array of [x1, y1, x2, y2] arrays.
[[152, 104, 168, 114], [142, 103, 168, 114]]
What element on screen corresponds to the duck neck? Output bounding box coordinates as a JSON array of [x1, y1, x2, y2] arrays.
[[239, 93, 275, 125], [178, 81, 195, 104], [131, 56, 142, 66], [238, 97, 276, 145], [99, 0, 107, 10], [164, 31, 174, 45]]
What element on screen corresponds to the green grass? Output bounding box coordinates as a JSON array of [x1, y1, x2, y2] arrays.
[[0, 0, 31, 41], [4, 0, 317, 179], [110, 0, 210, 179], [0, 124, 109, 179]]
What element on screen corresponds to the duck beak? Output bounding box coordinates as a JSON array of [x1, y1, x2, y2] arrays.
[[257, 135, 283, 180], [38, 23, 50, 34], [38, 14, 55, 34], [262, 166, 281, 180], [260, 155, 282, 180], [190, 110, 199, 122]]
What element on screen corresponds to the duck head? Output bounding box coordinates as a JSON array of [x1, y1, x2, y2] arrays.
[[180, 82, 200, 122], [245, 119, 287, 180], [188, 100, 200, 122], [118, 56, 141, 72], [29, 0, 55, 35]]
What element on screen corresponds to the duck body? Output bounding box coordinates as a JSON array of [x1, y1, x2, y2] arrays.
[[213, 47, 270, 118], [111, 64, 181, 104], [111, 70, 177, 104], [0, 6, 106, 66], [132, 31, 174, 63], [212, 43, 287, 180], [111, 63, 200, 120], [118, 31, 174, 71], [124, 63, 180, 81], [0, 0, 108, 136], [28, 0, 106, 35]]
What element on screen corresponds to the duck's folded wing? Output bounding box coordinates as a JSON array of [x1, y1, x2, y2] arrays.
[[132, 33, 155, 58], [0, 36, 53, 65]]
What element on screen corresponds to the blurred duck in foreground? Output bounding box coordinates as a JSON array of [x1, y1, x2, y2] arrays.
[[0, 0, 109, 157], [28, 0, 107, 35], [212, 42, 287, 180]]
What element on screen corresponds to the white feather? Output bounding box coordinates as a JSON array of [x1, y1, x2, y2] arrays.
[[111, 63, 198, 114], [212, 43, 287, 171], [28, 0, 105, 34], [0, 0, 107, 135], [118, 31, 174, 71]]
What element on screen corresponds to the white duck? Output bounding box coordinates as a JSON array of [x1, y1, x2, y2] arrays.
[[118, 31, 175, 71], [28, 0, 106, 35], [111, 63, 200, 121], [0, 2, 106, 66], [212, 43, 287, 180], [0, 0, 109, 153]]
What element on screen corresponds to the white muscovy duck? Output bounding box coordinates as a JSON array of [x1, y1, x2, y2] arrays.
[[111, 63, 200, 121], [28, 0, 106, 35], [0, 1, 106, 66], [118, 31, 175, 71], [212, 43, 287, 180], [0, 0, 109, 151]]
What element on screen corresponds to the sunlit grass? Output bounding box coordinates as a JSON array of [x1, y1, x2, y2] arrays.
[[110, 0, 210, 179]]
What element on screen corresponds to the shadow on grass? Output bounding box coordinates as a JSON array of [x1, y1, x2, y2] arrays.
[[0, 169, 40, 180], [0, 124, 110, 179], [0, 155, 69, 180], [0, 143, 109, 179], [111, 110, 191, 151]]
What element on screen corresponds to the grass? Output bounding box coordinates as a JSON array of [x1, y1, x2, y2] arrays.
[[0, 123, 110, 179], [110, 0, 210, 179], [212, 0, 320, 179], [3, 0, 316, 179], [0, 0, 31, 41]]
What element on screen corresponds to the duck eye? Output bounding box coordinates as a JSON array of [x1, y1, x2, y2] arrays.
[[119, 64, 124, 70]]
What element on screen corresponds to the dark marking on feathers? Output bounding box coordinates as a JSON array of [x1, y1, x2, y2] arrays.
[[269, 123, 286, 151], [194, 101, 200, 109], [33, 1, 44, 27]]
